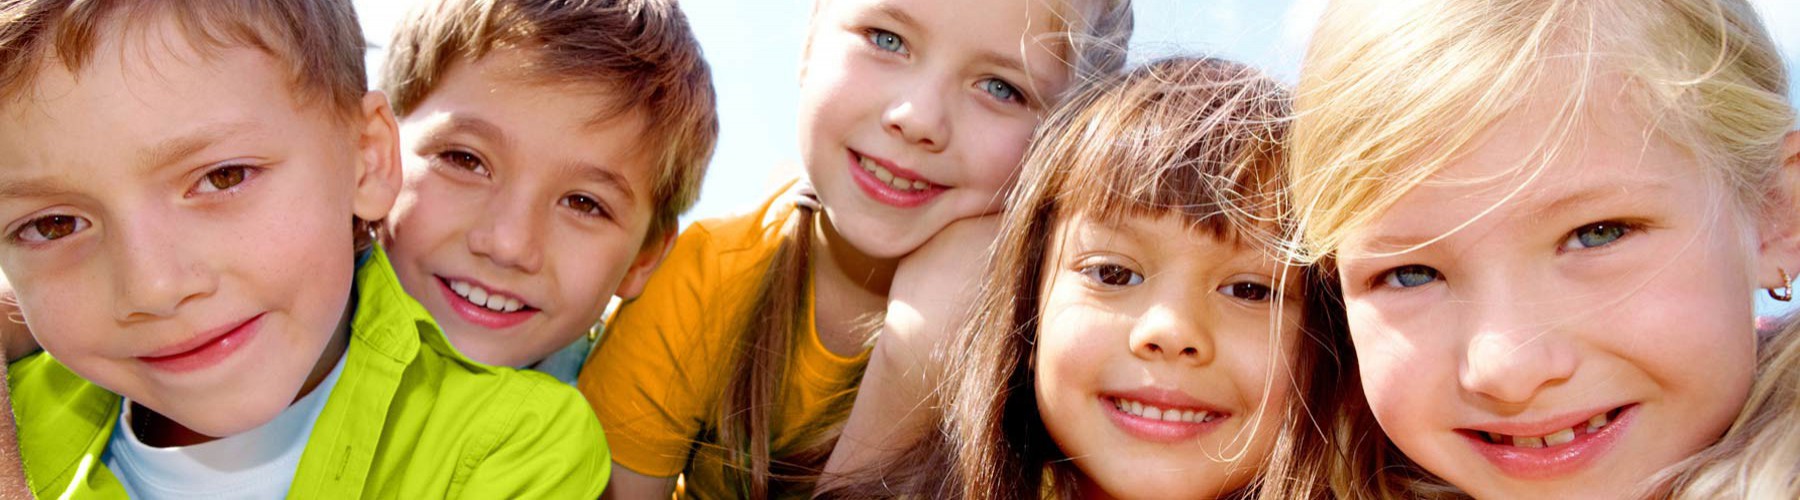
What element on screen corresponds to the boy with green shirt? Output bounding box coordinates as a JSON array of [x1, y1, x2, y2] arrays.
[[0, 1, 607, 497]]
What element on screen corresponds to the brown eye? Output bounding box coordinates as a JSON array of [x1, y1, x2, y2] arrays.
[[562, 194, 607, 217], [1219, 282, 1273, 302], [1080, 263, 1143, 287], [195, 166, 250, 193], [17, 215, 88, 242], [436, 151, 489, 176]]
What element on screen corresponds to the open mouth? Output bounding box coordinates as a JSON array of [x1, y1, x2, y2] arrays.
[[1109, 396, 1222, 424], [847, 150, 946, 209], [856, 153, 936, 192], [442, 277, 532, 314], [1463, 405, 1629, 449]]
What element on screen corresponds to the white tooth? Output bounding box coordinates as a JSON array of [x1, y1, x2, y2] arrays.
[[1162, 410, 1183, 423], [485, 294, 508, 311], [1588, 413, 1608, 433], [1200, 412, 1215, 423], [1143, 406, 1162, 421], [874, 166, 894, 183], [1129, 401, 1143, 416], [860, 156, 877, 172], [451, 280, 471, 297], [1180, 410, 1196, 423], [504, 298, 522, 313], [889, 175, 911, 190], [1515, 436, 1545, 448], [1544, 428, 1575, 447], [468, 287, 489, 305], [912, 180, 928, 190]]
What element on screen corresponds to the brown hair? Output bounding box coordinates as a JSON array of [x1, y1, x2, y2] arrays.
[[718, 0, 1135, 496], [821, 55, 1346, 500], [1, 0, 366, 124], [381, 0, 718, 240]]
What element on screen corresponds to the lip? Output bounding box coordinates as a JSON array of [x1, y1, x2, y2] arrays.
[[847, 150, 946, 208], [435, 275, 538, 330], [1098, 388, 1231, 444], [138, 312, 266, 373], [1461, 404, 1636, 479]]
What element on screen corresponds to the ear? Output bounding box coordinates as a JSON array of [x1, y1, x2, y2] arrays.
[[351, 91, 404, 224], [615, 227, 678, 300], [798, 0, 828, 83], [1756, 130, 1800, 289]]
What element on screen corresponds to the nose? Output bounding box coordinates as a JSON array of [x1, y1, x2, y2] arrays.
[[466, 191, 545, 274], [1458, 298, 1580, 405], [113, 216, 216, 322], [881, 81, 951, 152], [1128, 301, 1216, 366]]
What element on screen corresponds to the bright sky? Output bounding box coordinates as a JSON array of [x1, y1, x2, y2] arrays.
[[356, 0, 1800, 314]]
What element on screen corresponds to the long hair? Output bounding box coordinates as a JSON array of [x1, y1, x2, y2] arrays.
[[823, 55, 1343, 500], [1648, 317, 1800, 498], [711, 1, 1135, 496]]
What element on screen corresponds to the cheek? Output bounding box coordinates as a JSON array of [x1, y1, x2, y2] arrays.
[[960, 117, 1034, 190], [1344, 300, 1436, 426]]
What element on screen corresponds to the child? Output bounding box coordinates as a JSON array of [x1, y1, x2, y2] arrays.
[[0, 1, 607, 497], [1286, 0, 1800, 497], [378, 0, 717, 381], [822, 56, 1346, 499], [577, 0, 1132, 496]]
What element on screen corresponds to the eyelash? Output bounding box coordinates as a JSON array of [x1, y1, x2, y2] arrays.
[[188, 164, 260, 198], [561, 193, 612, 220], [1078, 262, 1143, 287], [861, 27, 1031, 107], [1559, 220, 1640, 253], [432, 149, 491, 177]]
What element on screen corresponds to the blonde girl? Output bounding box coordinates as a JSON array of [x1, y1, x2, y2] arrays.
[[1287, 0, 1800, 498], [576, 0, 1132, 497], [823, 56, 1347, 499]]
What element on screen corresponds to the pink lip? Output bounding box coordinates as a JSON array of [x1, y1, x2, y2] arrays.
[[1461, 404, 1635, 479], [138, 313, 266, 373], [436, 276, 537, 330], [847, 150, 945, 208], [1098, 388, 1231, 444]]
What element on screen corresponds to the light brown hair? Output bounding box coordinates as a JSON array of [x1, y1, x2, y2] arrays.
[[381, 0, 718, 240], [718, 0, 1136, 496], [821, 55, 1347, 500], [1, 0, 367, 124]]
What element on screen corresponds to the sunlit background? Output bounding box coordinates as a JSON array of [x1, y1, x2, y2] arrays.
[[353, 0, 1800, 315]]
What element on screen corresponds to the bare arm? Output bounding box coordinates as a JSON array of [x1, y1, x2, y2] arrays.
[[601, 464, 676, 500], [819, 216, 999, 489]]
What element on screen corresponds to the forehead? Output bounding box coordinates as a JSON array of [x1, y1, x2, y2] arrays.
[[1341, 73, 1711, 258], [0, 17, 320, 181], [821, 0, 1074, 84], [403, 49, 656, 188]]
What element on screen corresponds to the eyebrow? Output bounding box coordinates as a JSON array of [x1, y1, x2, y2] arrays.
[[561, 160, 637, 203], [871, 3, 923, 34], [1525, 180, 1670, 219], [0, 177, 74, 199], [142, 120, 263, 173], [424, 115, 510, 150]]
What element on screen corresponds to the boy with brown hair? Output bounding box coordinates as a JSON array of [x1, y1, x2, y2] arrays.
[[377, 0, 717, 379], [0, 1, 607, 497]]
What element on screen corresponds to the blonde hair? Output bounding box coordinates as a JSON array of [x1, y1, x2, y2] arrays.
[[381, 0, 717, 239], [820, 55, 1346, 500], [1649, 317, 1800, 498], [719, 0, 1134, 496], [1289, 0, 1793, 264], [0, 0, 366, 123], [1288, 0, 1795, 498]]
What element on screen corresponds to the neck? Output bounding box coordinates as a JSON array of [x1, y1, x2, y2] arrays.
[[809, 210, 898, 355], [135, 295, 355, 448]]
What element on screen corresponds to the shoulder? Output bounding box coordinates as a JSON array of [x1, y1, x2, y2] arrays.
[[427, 360, 610, 497]]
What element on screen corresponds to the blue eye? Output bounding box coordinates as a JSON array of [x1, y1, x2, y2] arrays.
[[867, 29, 907, 54], [1080, 263, 1143, 287], [979, 78, 1024, 104], [1380, 265, 1440, 288], [1561, 222, 1632, 251]]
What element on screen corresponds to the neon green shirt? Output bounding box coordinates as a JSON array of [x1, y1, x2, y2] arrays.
[[7, 249, 610, 498]]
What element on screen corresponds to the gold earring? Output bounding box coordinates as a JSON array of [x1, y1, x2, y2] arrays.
[[1770, 267, 1793, 302]]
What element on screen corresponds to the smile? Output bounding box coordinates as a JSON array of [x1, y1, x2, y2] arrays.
[[1460, 404, 1636, 479], [1471, 407, 1624, 449], [435, 276, 538, 330], [1111, 396, 1219, 424], [847, 150, 945, 208]]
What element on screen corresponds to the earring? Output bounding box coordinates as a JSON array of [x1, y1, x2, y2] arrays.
[[587, 323, 602, 342], [1770, 267, 1793, 302]]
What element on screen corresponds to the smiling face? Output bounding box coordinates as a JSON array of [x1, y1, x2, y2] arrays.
[[0, 18, 396, 438], [1033, 212, 1302, 499], [1333, 77, 1771, 497], [386, 47, 668, 367], [798, 0, 1075, 259]]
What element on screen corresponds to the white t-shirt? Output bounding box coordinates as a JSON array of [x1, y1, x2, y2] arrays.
[[104, 354, 347, 499]]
